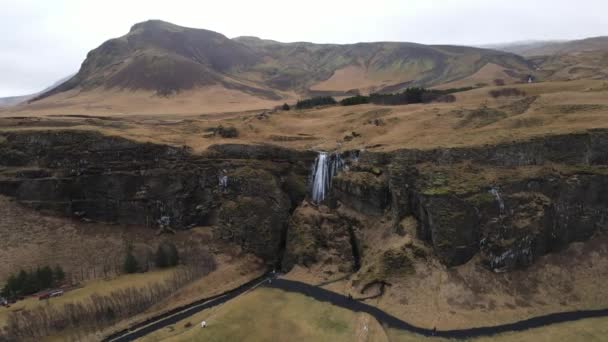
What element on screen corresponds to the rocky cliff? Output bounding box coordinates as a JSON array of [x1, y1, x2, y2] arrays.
[[1, 129, 607, 275], [284, 129, 608, 274], [0, 130, 314, 265]]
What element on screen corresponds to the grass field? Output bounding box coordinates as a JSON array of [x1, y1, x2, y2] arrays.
[[139, 287, 388, 342], [0, 269, 176, 328], [2, 79, 608, 154], [139, 286, 608, 342], [387, 317, 608, 341]]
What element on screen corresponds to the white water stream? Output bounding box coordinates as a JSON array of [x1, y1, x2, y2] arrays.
[[310, 152, 345, 203]]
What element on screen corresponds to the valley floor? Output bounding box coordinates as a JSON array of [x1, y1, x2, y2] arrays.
[[138, 286, 608, 342]]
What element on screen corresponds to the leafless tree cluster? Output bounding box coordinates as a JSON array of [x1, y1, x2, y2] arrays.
[[0, 253, 216, 341]]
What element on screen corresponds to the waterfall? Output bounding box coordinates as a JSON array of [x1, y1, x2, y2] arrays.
[[310, 152, 344, 204], [218, 175, 228, 188], [489, 187, 505, 214]]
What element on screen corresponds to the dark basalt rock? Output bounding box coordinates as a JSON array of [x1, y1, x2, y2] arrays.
[[3, 129, 608, 273], [331, 171, 390, 216], [0, 130, 310, 265]]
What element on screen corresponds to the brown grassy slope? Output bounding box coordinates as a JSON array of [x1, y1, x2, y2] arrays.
[[3, 79, 608, 153], [5, 86, 294, 116], [0, 195, 159, 281]]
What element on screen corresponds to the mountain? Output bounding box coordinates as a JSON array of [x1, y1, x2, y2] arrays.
[[28, 20, 533, 110], [233, 37, 533, 93], [34, 20, 275, 101], [0, 75, 73, 108], [488, 37, 608, 81], [490, 37, 608, 57], [480, 40, 566, 56]]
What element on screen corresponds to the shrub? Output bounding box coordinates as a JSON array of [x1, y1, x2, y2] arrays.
[[433, 94, 456, 103], [54, 265, 65, 284], [155, 242, 179, 268], [216, 125, 238, 138], [123, 247, 138, 274], [489, 88, 526, 98], [295, 96, 337, 109], [340, 95, 370, 106], [282, 103, 291, 111], [1, 266, 66, 299], [370, 87, 435, 105]]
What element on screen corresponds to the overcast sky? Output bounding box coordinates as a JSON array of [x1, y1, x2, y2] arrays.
[[1, 0, 606, 97]]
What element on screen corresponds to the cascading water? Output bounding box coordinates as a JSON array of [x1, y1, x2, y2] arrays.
[[489, 187, 505, 215], [310, 152, 345, 204]]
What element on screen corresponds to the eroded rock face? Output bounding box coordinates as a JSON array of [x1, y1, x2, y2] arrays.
[[386, 152, 608, 270], [301, 130, 608, 272], [331, 171, 390, 216], [0, 130, 313, 265], [281, 204, 359, 272]]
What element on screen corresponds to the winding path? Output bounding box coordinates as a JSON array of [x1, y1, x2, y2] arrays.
[[105, 273, 608, 341]]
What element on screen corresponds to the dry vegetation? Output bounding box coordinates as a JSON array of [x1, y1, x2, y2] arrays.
[[0, 196, 267, 340], [0, 266, 215, 341], [2, 80, 608, 155]]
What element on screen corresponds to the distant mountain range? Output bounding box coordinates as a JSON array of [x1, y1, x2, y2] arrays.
[[0, 75, 73, 108], [5, 20, 606, 113], [30, 20, 534, 103], [486, 37, 608, 81], [485, 37, 608, 56]]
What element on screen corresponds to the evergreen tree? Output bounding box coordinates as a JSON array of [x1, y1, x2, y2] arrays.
[[165, 243, 179, 267], [123, 247, 139, 274], [1, 274, 18, 298], [282, 103, 290, 111], [54, 265, 65, 284], [155, 245, 168, 268], [155, 242, 179, 268], [37, 266, 54, 289], [16, 270, 29, 295], [295, 96, 337, 109]]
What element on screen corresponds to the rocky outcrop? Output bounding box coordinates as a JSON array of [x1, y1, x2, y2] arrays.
[[331, 171, 390, 216], [281, 204, 360, 272]]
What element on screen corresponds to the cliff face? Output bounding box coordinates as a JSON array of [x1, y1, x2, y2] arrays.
[[0, 130, 314, 265], [1, 129, 607, 274], [285, 130, 608, 273], [367, 129, 608, 270]]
